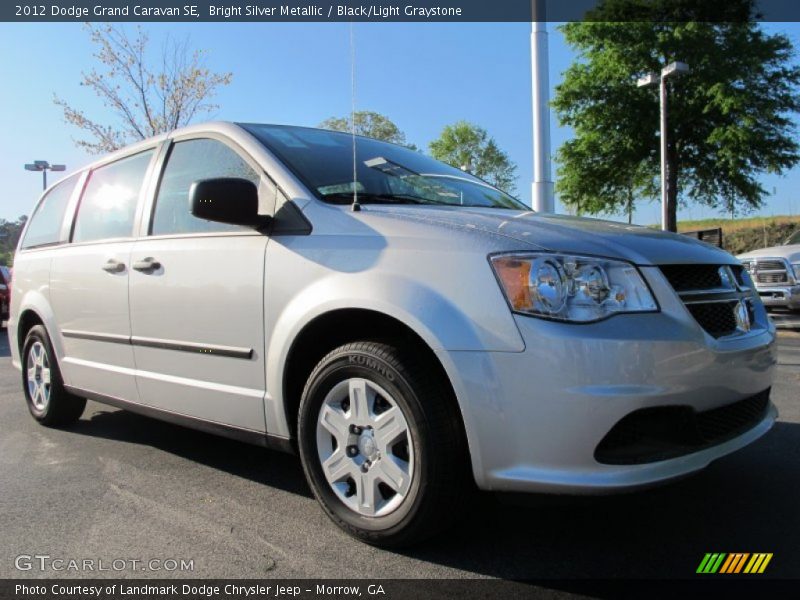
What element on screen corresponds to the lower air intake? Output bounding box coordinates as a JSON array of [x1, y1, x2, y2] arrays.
[[594, 389, 771, 465]]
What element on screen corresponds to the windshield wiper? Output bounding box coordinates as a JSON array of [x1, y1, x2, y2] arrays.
[[321, 192, 437, 205]]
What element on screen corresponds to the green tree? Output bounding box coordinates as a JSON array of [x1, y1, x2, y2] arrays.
[[428, 121, 518, 193], [55, 24, 232, 155], [552, 0, 800, 230], [0, 216, 28, 266], [319, 111, 414, 147]]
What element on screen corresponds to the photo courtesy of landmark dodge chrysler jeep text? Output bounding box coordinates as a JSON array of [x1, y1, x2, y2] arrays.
[[8, 122, 777, 546]]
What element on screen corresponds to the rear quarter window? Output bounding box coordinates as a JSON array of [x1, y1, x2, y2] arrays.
[[21, 173, 80, 249]]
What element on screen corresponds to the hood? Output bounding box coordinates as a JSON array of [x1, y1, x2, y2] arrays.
[[738, 244, 800, 263], [362, 206, 736, 266]]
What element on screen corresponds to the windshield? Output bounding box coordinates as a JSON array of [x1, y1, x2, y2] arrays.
[[241, 124, 527, 210], [786, 229, 800, 245]]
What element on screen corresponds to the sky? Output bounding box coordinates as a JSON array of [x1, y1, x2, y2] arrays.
[[1, 21, 800, 225]]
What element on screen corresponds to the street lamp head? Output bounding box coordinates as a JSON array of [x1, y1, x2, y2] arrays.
[[662, 61, 690, 78], [636, 72, 659, 88], [24, 161, 66, 172]]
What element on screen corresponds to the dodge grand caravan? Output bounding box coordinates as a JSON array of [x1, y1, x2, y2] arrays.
[[9, 122, 777, 546]]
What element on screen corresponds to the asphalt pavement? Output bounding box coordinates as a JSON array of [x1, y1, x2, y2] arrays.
[[0, 330, 798, 583]]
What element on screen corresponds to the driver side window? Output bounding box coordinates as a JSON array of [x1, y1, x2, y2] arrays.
[[152, 138, 261, 236]]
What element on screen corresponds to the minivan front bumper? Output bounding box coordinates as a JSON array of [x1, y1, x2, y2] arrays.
[[439, 268, 778, 494]]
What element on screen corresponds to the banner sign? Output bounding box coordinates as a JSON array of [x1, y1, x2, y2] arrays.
[[4, 1, 800, 23]]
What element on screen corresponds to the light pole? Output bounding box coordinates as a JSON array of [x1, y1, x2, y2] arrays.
[[531, 0, 554, 213], [637, 61, 689, 231], [24, 160, 66, 191]]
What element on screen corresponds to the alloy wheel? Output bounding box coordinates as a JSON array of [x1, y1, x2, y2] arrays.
[[315, 378, 414, 517], [26, 341, 51, 411]]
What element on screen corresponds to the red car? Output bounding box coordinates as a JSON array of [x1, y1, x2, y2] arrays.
[[0, 265, 10, 326]]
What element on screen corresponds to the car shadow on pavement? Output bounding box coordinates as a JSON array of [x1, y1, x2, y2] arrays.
[[71, 406, 312, 498], [68, 404, 799, 580]]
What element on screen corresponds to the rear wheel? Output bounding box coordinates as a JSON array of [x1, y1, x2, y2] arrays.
[[298, 341, 470, 547], [22, 325, 85, 427]]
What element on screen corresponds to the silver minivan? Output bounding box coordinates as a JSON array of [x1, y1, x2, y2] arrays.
[[9, 122, 777, 546]]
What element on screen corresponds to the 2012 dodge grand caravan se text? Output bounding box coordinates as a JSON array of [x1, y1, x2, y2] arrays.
[[9, 122, 777, 546]]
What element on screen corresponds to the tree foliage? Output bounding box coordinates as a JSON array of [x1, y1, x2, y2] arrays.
[[0, 216, 28, 266], [428, 121, 518, 193], [55, 24, 233, 154], [552, 0, 800, 229], [319, 111, 413, 147]]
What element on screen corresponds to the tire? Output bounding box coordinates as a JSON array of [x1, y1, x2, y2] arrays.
[[298, 341, 471, 547], [22, 324, 86, 427]]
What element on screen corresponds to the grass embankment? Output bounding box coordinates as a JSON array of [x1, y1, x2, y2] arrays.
[[677, 215, 800, 255]]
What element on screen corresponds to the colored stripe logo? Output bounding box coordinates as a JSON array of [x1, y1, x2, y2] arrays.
[[697, 553, 773, 574]]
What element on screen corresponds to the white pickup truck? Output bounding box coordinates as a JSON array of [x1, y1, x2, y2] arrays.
[[738, 229, 800, 311]]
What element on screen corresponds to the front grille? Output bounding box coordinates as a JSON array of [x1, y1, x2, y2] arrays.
[[595, 389, 771, 465], [685, 301, 738, 337], [756, 272, 788, 284], [659, 264, 724, 292], [754, 259, 786, 271], [742, 257, 791, 285], [660, 264, 754, 338]]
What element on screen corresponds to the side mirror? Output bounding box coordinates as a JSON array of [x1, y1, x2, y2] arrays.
[[189, 178, 269, 229]]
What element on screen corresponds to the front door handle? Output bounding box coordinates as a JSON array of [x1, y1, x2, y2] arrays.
[[132, 257, 162, 273], [101, 259, 126, 273]]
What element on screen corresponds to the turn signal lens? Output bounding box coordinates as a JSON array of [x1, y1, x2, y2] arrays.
[[492, 256, 532, 310]]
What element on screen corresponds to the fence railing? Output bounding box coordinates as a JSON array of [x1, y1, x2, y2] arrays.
[[682, 227, 724, 248]]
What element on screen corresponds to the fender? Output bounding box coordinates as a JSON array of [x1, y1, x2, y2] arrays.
[[12, 291, 64, 378], [263, 270, 521, 438]]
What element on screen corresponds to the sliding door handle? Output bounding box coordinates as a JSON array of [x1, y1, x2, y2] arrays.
[[101, 259, 126, 273], [132, 257, 162, 272]]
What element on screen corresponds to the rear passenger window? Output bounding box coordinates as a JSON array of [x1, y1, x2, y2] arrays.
[[72, 150, 154, 243], [152, 139, 261, 236], [21, 173, 79, 249]]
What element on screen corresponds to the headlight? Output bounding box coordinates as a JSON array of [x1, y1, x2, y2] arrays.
[[490, 253, 658, 323], [793, 263, 800, 281]]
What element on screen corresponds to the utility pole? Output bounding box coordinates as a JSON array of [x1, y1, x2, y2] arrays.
[[531, 0, 554, 213], [24, 160, 65, 191]]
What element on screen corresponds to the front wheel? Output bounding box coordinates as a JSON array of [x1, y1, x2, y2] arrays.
[[22, 325, 86, 427], [298, 341, 470, 547]]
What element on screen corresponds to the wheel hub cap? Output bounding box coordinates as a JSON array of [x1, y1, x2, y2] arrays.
[[315, 377, 414, 517], [26, 341, 51, 411], [357, 429, 378, 461]]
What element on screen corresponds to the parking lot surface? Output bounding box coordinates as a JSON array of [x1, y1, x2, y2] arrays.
[[0, 331, 798, 581]]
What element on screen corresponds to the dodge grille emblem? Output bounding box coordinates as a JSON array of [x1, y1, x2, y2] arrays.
[[734, 300, 752, 333]]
